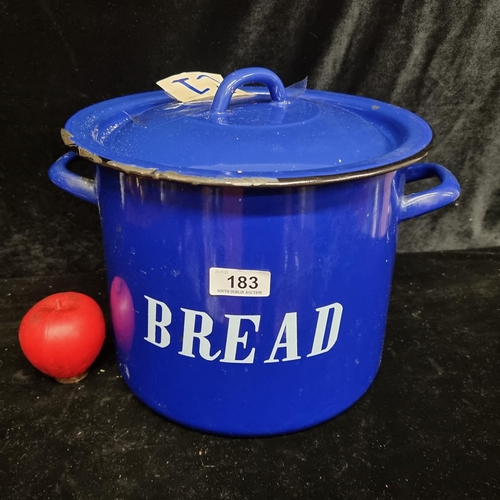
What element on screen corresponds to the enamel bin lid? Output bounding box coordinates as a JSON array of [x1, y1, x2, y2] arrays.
[[62, 67, 434, 187]]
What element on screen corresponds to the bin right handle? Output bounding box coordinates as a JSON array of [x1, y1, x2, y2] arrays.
[[399, 163, 460, 222]]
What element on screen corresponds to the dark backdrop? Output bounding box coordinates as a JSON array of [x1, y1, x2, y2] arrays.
[[1, 0, 499, 279]]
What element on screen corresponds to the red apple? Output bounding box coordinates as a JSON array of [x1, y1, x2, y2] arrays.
[[19, 292, 106, 383]]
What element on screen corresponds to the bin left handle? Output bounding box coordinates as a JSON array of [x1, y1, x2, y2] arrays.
[[48, 152, 98, 205]]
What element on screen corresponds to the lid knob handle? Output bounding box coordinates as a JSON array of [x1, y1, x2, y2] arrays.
[[210, 67, 287, 117]]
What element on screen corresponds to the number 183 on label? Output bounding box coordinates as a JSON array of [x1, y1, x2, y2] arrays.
[[209, 268, 271, 297]]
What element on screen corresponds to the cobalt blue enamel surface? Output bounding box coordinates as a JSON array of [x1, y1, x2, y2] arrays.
[[97, 169, 401, 435], [61, 67, 433, 183], [48, 67, 460, 435]]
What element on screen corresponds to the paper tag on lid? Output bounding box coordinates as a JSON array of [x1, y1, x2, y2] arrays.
[[156, 72, 252, 103]]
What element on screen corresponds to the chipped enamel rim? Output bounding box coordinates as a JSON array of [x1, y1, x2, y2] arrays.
[[61, 128, 433, 188]]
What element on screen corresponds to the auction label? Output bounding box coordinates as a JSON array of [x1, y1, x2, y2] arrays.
[[209, 267, 271, 297]]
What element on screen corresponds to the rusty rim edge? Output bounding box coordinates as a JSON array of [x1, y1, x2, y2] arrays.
[[61, 128, 434, 188]]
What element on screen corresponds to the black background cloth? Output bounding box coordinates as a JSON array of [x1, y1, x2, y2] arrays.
[[1, 0, 499, 279]]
